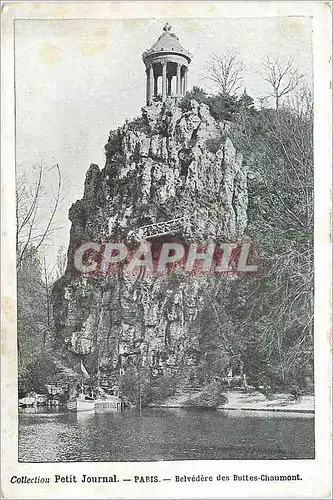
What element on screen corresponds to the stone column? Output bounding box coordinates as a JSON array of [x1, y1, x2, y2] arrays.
[[146, 65, 154, 105], [176, 63, 181, 96], [154, 76, 158, 97], [146, 66, 150, 106], [162, 61, 167, 102], [184, 67, 188, 95], [149, 64, 154, 103]]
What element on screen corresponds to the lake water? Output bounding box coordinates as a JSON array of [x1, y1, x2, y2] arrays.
[[18, 407, 315, 462]]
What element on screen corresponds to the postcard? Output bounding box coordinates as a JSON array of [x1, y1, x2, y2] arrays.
[[1, 1, 331, 498]]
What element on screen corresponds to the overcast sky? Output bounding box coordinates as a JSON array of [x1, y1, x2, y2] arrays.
[[15, 17, 313, 267]]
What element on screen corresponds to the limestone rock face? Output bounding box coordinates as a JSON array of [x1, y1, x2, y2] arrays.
[[52, 100, 248, 389]]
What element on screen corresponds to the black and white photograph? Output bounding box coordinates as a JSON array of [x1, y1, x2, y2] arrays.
[[1, 1, 331, 499]]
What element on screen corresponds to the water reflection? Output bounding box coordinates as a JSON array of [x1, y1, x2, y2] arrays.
[[19, 407, 315, 462], [75, 411, 95, 424]]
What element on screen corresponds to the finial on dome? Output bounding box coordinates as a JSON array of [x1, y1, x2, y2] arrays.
[[163, 22, 172, 32]]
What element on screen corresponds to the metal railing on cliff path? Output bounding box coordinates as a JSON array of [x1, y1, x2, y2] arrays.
[[127, 215, 192, 241]]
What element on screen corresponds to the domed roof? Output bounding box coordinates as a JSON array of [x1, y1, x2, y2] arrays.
[[143, 23, 191, 63]]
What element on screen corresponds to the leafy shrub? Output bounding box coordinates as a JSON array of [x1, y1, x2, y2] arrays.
[[186, 380, 228, 409], [208, 93, 240, 121], [119, 366, 151, 407], [105, 130, 123, 158], [149, 375, 177, 402], [180, 87, 256, 122], [179, 86, 210, 111], [18, 354, 58, 397]]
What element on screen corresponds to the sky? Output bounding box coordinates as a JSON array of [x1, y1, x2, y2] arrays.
[[15, 17, 313, 268]]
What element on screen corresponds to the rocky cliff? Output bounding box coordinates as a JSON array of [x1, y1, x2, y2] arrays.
[[52, 99, 248, 393]]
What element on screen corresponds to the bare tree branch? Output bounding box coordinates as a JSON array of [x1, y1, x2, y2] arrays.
[[261, 56, 304, 110], [205, 50, 244, 95], [35, 164, 61, 252], [17, 166, 43, 242], [16, 163, 62, 267]]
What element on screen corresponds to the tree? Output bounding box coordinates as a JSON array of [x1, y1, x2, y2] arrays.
[[56, 245, 68, 279], [16, 163, 62, 267], [238, 89, 256, 113], [206, 50, 244, 95], [16, 163, 63, 394], [261, 56, 304, 110], [17, 248, 48, 361], [286, 82, 313, 120], [229, 87, 313, 389]]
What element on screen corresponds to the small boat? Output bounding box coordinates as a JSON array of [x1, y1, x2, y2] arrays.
[[67, 360, 95, 412], [94, 370, 122, 411], [48, 399, 61, 407], [19, 396, 36, 407], [67, 394, 95, 412], [19, 393, 47, 407], [95, 393, 122, 411], [36, 394, 47, 406]]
